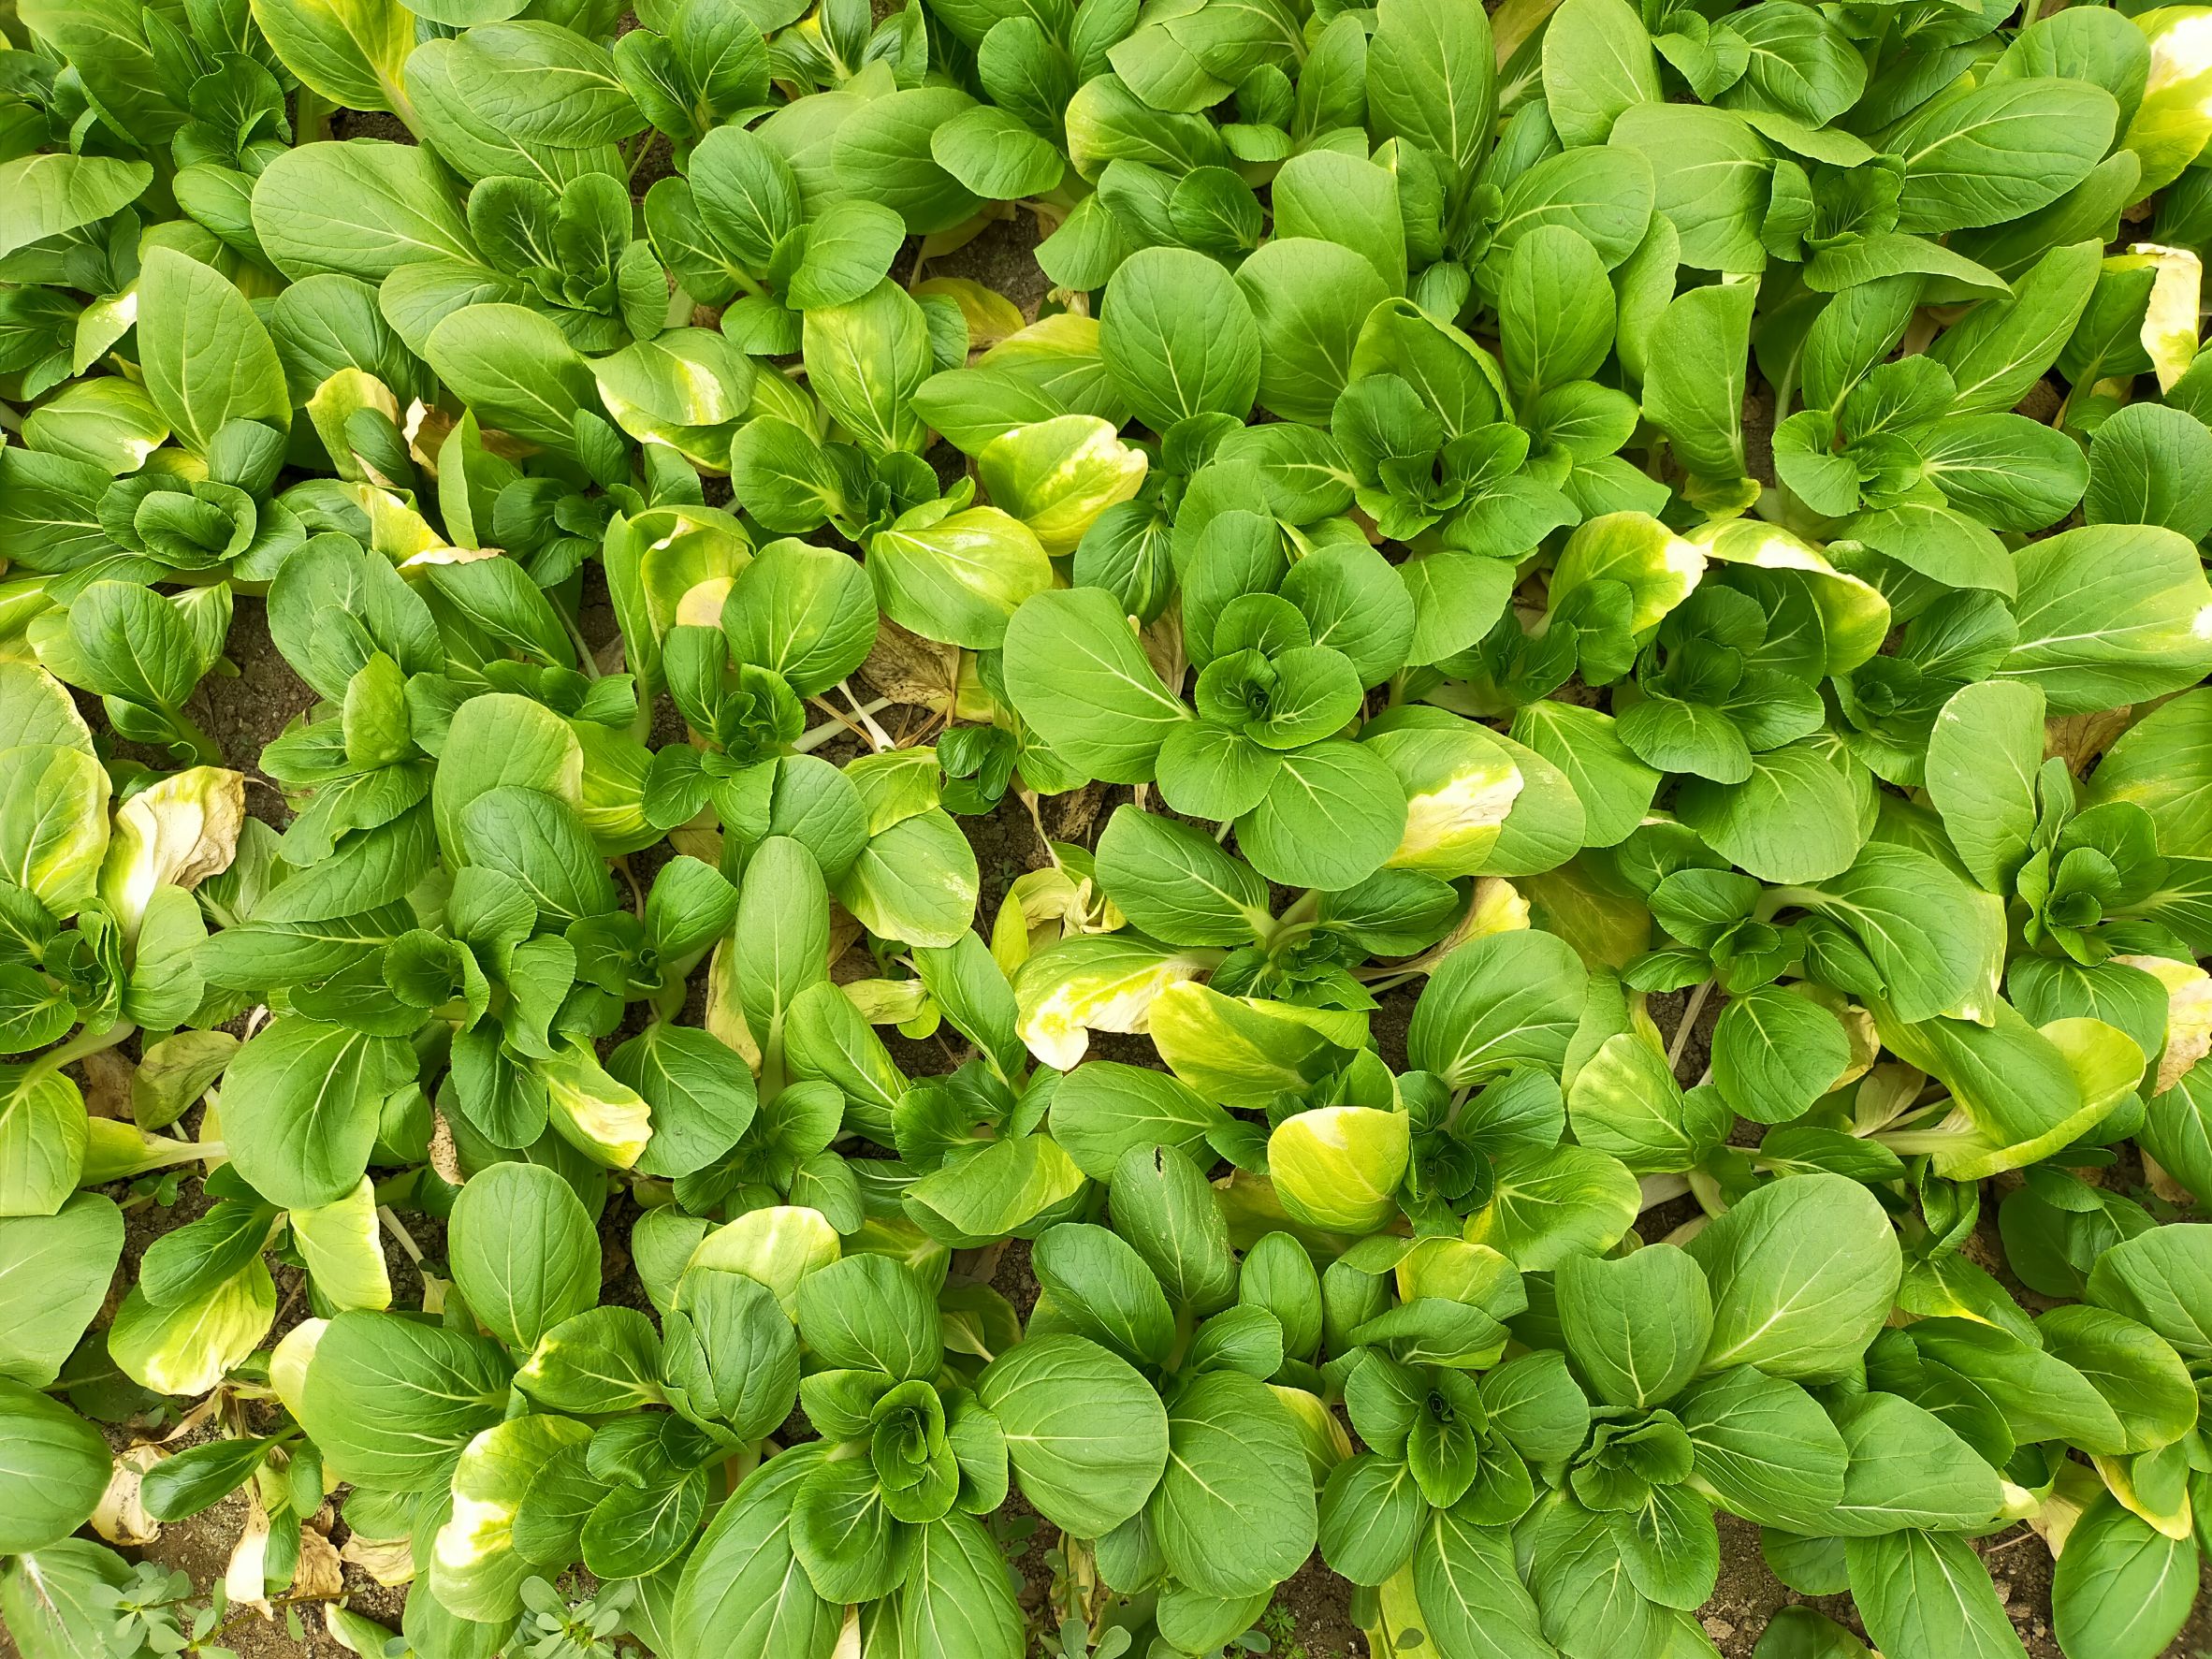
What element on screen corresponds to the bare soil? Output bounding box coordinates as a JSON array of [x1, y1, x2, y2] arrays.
[[924, 208, 1057, 321]]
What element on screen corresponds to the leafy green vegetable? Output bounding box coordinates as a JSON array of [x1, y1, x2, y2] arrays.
[[3, 0, 2211, 1651]]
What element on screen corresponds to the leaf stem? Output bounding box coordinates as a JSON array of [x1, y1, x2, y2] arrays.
[[32, 1019, 136, 1083], [167, 706, 226, 768], [1666, 981, 1712, 1073], [794, 694, 895, 752], [560, 603, 604, 679], [1360, 969, 1421, 995], [841, 682, 895, 749], [377, 1205, 428, 1271], [1021, 789, 1059, 866]]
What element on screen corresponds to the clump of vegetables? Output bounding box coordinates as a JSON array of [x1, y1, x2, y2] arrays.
[[5, 0, 2212, 1654]]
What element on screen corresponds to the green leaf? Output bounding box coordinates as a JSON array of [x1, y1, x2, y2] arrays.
[[831, 87, 985, 235], [1407, 930, 1588, 1085], [671, 1448, 842, 1657], [835, 808, 980, 950], [2087, 1225, 2212, 1361], [1365, 0, 1494, 196], [788, 200, 907, 313], [415, 20, 643, 148], [1521, 1496, 1674, 1654], [805, 279, 933, 457], [1928, 240, 2102, 415], [1558, 1244, 1711, 1409], [722, 542, 878, 698], [460, 786, 617, 922], [2089, 690, 2212, 850], [220, 1016, 413, 1211], [1234, 238, 1390, 426], [1999, 521, 2212, 717], [1001, 587, 1192, 783], [449, 1161, 601, 1353], [1099, 247, 1261, 433], [1235, 739, 1407, 890], [0, 1385, 109, 1552], [930, 106, 1065, 200], [1675, 735, 1872, 885], [67, 582, 201, 715], [794, 1253, 941, 1382], [0, 153, 153, 259], [1095, 806, 1269, 948], [424, 303, 596, 449], [1824, 1391, 2002, 1535], [1785, 843, 2004, 1025], [876, 1511, 1025, 1659], [1677, 1366, 1847, 1533], [132, 248, 292, 451], [1319, 1454, 1425, 1587], [2086, 401, 2212, 541], [1047, 1062, 1226, 1183], [978, 1332, 1168, 1538], [0, 1541, 141, 1659], [1609, 105, 1770, 274], [1030, 1223, 1175, 1369], [1541, 0, 1660, 146], [250, 140, 475, 281], [1567, 1030, 1724, 1174], [1891, 77, 2118, 236], [1413, 1502, 1556, 1658], [1501, 226, 1618, 398], [140, 1437, 272, 1522], [0, 1195, 124, 1386], [1844, 1529, 2027, 1659], [612, 1024, 757, 1181], [1463, 1142, 1639, 1271], [2050, 1494, 2198, 1659], [1148, 1370, 1317, 1599], [0, 1067, 87, 1218], [1926, 679, 2045, 895], [869, 505, 1053, 649], [907, 1133, 1085, 1240], [1684, 1173, 1902, 1380], [1641, 279, 1755, 481], [431, 691, 584, 862], [297, 1310, 513, 1492], [1710, 987, 1851, 1125], [1107, 1142, 1238, 1315]]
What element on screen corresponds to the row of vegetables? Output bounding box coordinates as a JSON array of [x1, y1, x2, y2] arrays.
[[7, 0, 2212, 1652]]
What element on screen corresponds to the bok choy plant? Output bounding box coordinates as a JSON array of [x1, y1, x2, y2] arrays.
[[7, 0, 2212, 1653]]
